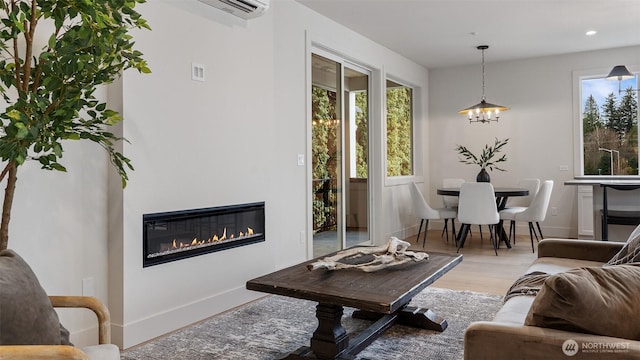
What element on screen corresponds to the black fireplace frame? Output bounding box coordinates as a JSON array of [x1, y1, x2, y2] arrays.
[[142, 201, 265, 267]]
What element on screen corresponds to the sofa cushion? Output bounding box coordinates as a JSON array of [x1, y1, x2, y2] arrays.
[[493, 295, 535, 325], [0, 249, 71, 345], [524, 263, 640, 340], [526, 257, 604, 275], [607, 224, 640, 265]]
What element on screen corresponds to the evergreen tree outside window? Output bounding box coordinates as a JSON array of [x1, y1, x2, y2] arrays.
[[581, 75, 638, 176], [386, 80, 414, 177]]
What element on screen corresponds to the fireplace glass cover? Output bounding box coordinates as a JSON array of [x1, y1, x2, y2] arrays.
[[143, 202, 265, 267]]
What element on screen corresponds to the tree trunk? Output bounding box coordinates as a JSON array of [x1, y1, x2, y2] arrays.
[[0, 162, 17, 251]]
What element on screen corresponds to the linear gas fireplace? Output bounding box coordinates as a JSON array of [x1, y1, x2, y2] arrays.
[[143, 202, 265, 267]]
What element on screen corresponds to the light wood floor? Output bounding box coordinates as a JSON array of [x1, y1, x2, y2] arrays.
[[406, 228, 539, 296]]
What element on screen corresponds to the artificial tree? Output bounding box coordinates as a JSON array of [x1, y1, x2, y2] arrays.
[[0, 0, 150, 250]]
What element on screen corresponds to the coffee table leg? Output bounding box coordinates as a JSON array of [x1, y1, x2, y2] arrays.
[[311, 304, 349, 359], [398, 306, 448, 331], [353, 305, 448, 332]]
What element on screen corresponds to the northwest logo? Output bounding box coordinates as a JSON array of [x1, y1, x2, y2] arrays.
[[562, 339, 579, 356]]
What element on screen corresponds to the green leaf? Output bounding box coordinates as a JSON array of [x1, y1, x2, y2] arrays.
[[15, 153, 25, 165], [14, 123, 28, 139], [48, 34, 56, 49], [53, 143, 63, 157], [50, 163, 67, 172], [6, 110, 21, 121]]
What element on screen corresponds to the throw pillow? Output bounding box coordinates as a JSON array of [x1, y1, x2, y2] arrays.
[[0, 249, 71, 345], [607, 224, 640, 265], [525, 263, 640, 340]]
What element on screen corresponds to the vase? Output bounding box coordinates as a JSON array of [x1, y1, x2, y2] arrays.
[[476, 168, 490, 182]]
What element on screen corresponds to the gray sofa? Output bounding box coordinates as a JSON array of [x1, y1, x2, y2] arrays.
[[464, 238, 640, 359]]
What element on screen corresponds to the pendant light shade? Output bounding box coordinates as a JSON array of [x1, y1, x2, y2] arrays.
[[458, 100, 509, 118], [459, 45, 509, 123], [606, 64, 637, 94], [606, 65, 634, 81]]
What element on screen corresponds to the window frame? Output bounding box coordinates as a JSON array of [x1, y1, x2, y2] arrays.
[[572, 66, 640, 178], [384, 76, 422, 186]]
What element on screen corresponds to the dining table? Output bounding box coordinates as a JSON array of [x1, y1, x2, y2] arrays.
[[436, 187, 530, 249]]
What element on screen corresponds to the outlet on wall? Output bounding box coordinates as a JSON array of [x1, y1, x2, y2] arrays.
[[191, 63, 205, 82], [551, 207, 558, 216]]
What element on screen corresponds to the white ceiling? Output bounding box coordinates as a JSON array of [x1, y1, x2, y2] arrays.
[[296, 0, 640, 69]]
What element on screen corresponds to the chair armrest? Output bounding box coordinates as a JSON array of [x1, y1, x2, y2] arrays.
[[49, 296, 111, 344], [0, 345, 88, 360], [464, 321, 640, 360], [0, 297, 113, 360], [537, 239, 623, 263]]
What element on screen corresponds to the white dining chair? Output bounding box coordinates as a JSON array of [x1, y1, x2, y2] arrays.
[[409, 182, 457, 248], [441, 178, 484, 243], [456, 182, 500, 255], [499, 180, 554, 252], [504, 178, 540, 244], [441, 178, 465, 242], [508, 178, 540, 207]]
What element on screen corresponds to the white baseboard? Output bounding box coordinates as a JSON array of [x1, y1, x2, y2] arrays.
[[111, 287, 264, 349]]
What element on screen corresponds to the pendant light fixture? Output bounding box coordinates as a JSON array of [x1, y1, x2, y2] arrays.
[[458, 45, 509, 123], [606, 65, 638, 94]]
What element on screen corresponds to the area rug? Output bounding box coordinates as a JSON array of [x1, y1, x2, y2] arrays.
[[120, 287, 503, 360]]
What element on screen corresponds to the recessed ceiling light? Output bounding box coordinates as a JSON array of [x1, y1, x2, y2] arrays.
[[586, 30, 597, 36]]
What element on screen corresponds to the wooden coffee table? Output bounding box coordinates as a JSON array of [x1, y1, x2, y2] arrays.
[[246, 251, 462, 359]]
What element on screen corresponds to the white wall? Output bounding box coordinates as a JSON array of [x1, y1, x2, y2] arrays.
[[428, 45, 640, 238], [4, 89, 112, 347], [108, 0, 430, 348]]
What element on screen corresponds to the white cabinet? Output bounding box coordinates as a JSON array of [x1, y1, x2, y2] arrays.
[[577, 185, 594, 238]]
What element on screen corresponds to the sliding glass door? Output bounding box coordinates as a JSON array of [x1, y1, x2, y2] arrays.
[[311, 52, 371, 257]]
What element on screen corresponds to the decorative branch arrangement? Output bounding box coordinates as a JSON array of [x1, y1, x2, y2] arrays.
[[307, 237, 429, 272], [455, 138, 509, 172]]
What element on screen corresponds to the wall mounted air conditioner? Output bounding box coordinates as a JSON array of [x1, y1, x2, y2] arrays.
[[198, 0, 269, 19]]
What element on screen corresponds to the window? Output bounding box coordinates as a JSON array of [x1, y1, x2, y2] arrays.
[[310, 52, 372, 256], [578, 72, 638, 176], [386, 80, 414, 177]]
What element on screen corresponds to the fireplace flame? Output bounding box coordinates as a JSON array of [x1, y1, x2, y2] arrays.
[[168, 227, 258, 250]]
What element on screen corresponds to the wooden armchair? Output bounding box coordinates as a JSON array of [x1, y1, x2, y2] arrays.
[[0, 296, 119, 360]]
